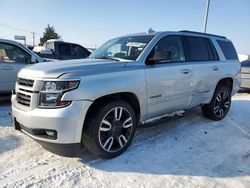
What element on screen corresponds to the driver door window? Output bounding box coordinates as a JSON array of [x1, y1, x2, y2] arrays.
[[150, 36, 185, 63], [0, 43, 31, 64]]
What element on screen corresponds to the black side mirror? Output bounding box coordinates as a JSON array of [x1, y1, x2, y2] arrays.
[[145, 50, 156, 65], [50, 49, 55, 54]]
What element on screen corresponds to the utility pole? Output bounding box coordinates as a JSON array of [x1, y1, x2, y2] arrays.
[[32, 32, 35, 47], [203, 0, 210, 33]]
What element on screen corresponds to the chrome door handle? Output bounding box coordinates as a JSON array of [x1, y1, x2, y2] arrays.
[[181, 69, 191, 74], [1, 66, 13, 70], [212, 66, 219, 71]]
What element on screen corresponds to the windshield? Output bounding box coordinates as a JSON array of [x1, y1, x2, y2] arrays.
[[89, 35, 154, 61]]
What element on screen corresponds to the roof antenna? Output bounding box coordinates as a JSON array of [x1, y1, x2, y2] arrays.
[[147, 28, 155, 34]]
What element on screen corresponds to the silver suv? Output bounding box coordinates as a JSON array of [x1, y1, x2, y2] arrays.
[[12, 30, 241, 158]]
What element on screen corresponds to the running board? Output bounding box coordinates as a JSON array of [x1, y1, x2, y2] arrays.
[[141, 110, 185, 125]]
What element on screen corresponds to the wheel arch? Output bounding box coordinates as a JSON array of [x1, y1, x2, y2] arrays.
[[83, 92, 141, 127], [206, 77, 233, 104], [215, 77, 233, 92]]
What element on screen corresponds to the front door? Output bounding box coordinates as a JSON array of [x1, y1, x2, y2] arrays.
[[145, 35, 193, 119]]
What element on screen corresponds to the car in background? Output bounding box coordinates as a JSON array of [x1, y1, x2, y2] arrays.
[[241, 59, 250, 89], [0, 39, 46, 94], [33, 39, 91, 60]]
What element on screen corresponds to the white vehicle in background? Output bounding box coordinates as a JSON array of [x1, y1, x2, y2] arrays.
[[0, 39, 46, 94], [33, 39, 91, 60], [33, 45, 53, 55]]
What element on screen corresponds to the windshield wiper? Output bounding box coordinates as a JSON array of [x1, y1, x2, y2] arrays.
[[93, 56, 121, 61]]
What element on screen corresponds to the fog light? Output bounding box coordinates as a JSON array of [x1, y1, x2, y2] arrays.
[[46, 130, 55, 137]]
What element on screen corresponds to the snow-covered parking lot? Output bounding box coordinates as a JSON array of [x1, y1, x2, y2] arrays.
[[0, 93, 250, 188]]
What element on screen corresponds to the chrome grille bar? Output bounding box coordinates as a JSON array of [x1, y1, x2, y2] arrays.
[[18, 78, 34, 87]]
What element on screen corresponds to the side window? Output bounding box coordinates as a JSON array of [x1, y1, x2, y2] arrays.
[[72, 44, 90, 57], [217, 40, 238, 60], [185, 36, 210, 61], [149, 36, 185, 63], [58, 43, 71, 56], [0, 42, 31, 64], [45, 42, 54, 51]]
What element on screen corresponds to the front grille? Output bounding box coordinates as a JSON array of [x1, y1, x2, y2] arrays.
[[16, 92, 31, 106], [18, 78, 34, 87]]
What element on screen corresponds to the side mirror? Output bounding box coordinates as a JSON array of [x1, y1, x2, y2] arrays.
[[50, 49, 54, 54], [146, 57, 157, 65], [146, 50, 171, 65], [145, 50, 155, 65]]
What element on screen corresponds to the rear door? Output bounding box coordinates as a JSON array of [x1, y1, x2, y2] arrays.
[[0, 42, 31, 93], [183, 35, 220, 107], [145, 35, 193, 119]]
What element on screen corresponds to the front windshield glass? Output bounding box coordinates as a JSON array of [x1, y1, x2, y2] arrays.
[[89, 35, 154, 61]]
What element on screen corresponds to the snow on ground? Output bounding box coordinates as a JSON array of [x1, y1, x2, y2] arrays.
[[0, 93, 249, 188]]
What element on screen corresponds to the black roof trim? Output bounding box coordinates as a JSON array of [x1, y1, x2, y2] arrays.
[[180, 30, 227, 39]]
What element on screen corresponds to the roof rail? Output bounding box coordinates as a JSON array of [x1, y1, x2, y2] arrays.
[[179, 30, 227, 39]]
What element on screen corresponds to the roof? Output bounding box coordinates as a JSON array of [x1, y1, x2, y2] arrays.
[[0, 38, 22, 45], [179, 30, 227, 39], [121, 30, 227, 39]]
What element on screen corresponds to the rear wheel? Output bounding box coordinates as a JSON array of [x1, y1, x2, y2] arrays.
[[82, 100, 136, 158], [201, 85, 231, 121]]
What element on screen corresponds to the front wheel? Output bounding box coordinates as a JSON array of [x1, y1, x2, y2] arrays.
[[201, 86, 231, 121], [82, 100, 137, 158]]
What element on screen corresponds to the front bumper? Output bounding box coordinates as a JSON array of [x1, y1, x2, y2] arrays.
[[12, 95, 92, 144]]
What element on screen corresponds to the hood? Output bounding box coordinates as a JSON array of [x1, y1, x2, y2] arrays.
[[18, 58, 127, 79]]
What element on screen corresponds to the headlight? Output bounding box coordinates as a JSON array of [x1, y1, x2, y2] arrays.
[[39, 80, 79, 108]]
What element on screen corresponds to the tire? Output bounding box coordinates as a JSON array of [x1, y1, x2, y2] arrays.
[[82, 100, 137, 158], [201, 85, 231, 121]]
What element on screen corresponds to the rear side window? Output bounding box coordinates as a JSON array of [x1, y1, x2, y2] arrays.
[[58, 43, 71, 56], [217, 40, 238, 60], [185, 36, 211, 61]]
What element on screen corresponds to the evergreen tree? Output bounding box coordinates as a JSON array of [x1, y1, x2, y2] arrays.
[[39, 24, 61, 45]]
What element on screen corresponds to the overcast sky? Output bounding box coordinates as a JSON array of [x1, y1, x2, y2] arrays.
[[0, 0, 249, 54]]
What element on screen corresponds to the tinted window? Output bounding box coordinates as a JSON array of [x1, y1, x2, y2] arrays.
[[217, 40, 238, 60], [72, 44, 90, 57], [58, 43, 71, 56], [0, 42, 31, 64], [207, 40, 219, 61], [185, 36, 210, 61], [150, 36, 185, 63], [241, 60, 250, 67]]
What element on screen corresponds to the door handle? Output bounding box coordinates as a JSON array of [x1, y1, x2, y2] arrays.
[[181, 69, 191, 74], [212, 66, 219, 71], [1, 66, 13, 70]]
